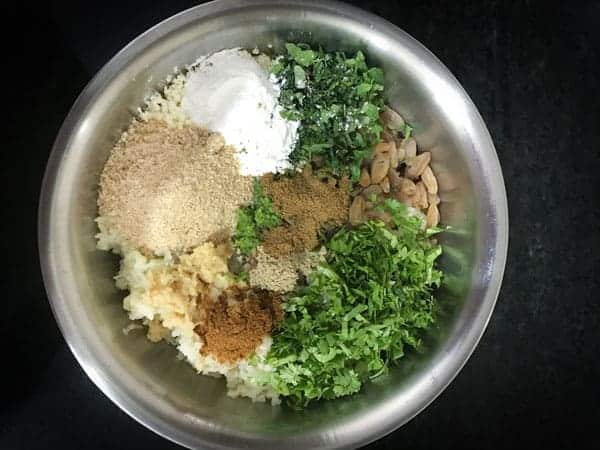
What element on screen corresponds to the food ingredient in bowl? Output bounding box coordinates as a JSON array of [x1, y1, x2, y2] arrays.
[[182, 48, 299, 176], [348, 113, 441, 228], [140, 72, 190, 128], [97, 120, 252, 254], [195, 287, 282, 363], [233, 179, 282, 255], [260, 167, 351, 256], [108, 240, 280, 403], [273, 43, 385, 178], [264, 200, 442, 406], [248, 246, 325, 292], [95, 43, 445, 407]]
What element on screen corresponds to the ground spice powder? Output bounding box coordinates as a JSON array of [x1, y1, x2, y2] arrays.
[[248, 246, 325, 293], [195, 288, 282, 364], [260, 168, 350, 256]]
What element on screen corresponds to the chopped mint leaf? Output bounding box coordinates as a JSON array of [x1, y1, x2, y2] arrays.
[[273, 43, 385, 177]]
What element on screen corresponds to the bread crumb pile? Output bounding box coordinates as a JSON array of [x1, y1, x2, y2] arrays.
[[97, 120, 252, 254]]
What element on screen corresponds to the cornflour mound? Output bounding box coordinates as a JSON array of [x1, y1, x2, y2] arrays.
[[182, 48, 298, 176]]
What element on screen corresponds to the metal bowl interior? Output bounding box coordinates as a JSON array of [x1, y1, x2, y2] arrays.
[[39, 1, 508, 449]]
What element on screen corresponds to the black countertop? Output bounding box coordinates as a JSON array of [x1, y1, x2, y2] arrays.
[[3, 1, 599, 449]]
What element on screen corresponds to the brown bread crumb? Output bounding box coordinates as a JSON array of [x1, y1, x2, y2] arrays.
[[97, 120, 252, 253]]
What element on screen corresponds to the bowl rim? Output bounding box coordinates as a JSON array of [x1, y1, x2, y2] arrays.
[[38, 0, 508, 448]]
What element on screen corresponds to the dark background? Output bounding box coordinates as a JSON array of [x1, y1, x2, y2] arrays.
[[2, 0, 599, 449]]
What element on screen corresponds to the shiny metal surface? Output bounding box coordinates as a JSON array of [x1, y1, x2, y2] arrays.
[[38, 1, 508, 449]]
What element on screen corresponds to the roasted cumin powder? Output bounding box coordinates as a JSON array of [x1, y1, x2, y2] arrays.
[[260, 167, 350, 256], [195, 288, 282, 364]]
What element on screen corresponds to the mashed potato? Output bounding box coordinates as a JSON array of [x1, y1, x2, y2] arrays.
[[96, 219, 279, 403]]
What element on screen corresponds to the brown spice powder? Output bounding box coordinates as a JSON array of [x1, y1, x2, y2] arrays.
[[260, 168, 351, 256], [195, 288, 282, 364]]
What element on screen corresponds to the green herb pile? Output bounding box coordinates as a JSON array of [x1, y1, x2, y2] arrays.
[[263, 200, 442, 407], [233, 179, 282, 255], [273, 43, 385, 179]]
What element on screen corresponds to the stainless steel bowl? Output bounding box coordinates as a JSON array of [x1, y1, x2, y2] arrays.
[[38, 1, 508, 448]]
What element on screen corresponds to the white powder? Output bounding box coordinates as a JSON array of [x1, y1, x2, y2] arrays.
[[182, 49, 298, 176]]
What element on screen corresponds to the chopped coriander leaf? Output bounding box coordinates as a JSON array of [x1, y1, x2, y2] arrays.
[[236, 271, 249, 282], [233, 179, 282, 255], [402, 122, 413, 139], [263, 200, 443, 407], [274, 43, 385, 179], [233, 207, 260, 255]]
